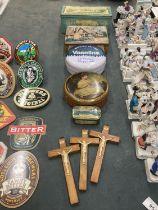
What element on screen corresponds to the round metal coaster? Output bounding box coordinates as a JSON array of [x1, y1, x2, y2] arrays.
[[18, 60, 43, 88], [15, 40, 39, 64], [0, 62, 15, 98], [0, 36, 13, 63], [14, 87, 50, 109]]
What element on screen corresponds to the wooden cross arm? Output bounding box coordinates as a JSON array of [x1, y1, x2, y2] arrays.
[[107, 135, 120, 143], [48, 144, 80, 158], [89, 130, 104, 138], [70, 137, 99, 144]]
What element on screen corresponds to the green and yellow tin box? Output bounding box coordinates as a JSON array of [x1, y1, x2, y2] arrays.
[[61, 6, 112, 33], [72, 106, 101, 124]]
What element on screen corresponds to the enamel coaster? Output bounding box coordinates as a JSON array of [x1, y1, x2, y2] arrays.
[[0, 100, 16, 129], [0, 61, 15, 98], [0, 151, 39, 208], [15, 40, 39, 64], [18, 60, 43, 88], [14, 87, 50, 109], [8, 116, 46, 150], [66, 45, 106, 74], [0, 142, 7, 165], [0, 36, 13, 63]]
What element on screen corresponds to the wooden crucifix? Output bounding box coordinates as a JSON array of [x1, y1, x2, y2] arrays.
[[89, 125, 120, 183], [70, 129, 99, 191], [48, 137, 80, 205]]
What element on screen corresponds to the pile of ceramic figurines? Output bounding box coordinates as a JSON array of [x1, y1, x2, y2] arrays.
[[114, 1, 158, 183]]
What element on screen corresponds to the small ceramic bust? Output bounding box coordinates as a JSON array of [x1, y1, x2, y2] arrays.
[[130, 90, 139, 113]]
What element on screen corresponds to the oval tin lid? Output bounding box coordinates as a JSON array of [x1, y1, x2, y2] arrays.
[[0, 36, 13, 63], [18, 60, 43, 88], [0, 62, 15, 98], [14, 87, 50, 109], [64, 72, 109, 104], [15, 40, 39, 64], [66, 45, 106, 74], [0, 151, 39, 208]]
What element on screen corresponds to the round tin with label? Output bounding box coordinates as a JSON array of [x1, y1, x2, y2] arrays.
[[66, 45, 106, 74], [0, 36, 13, 63], [0, 62, 15, 98], [64, 72, 109, 107], [15, 40, 39, 64], [18, 60, 43, 88]]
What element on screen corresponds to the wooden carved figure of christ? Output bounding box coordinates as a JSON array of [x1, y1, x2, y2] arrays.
[[89, 125, 120, 183], [70, 129, 99, 191], [48, 138, 80, 205]]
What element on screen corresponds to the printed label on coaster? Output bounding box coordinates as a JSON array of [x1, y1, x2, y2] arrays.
[[143, 197, 158, 210], [15, 40, 39, 64], [0, 100, 16, 129], [18, 60, 43, 88], [0, 142, 7, 165], [0, 151, 39, 208], [14, 87, 50, 109], [8, 116, 46, 150], [0, 62, 15, 98], [0, 36, 13, 63]]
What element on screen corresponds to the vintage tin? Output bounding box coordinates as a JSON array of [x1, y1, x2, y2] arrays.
[[64, 72, 109, 107], [66, 45, 106, 74], [61, 6, 112, 33], [65, 26, 109, 53], [72, 106, 101, 124]]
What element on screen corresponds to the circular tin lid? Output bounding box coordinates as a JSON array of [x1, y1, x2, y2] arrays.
[[15, 40, 39, 64], [14, 87, 50, 109], [0, 62, 15, 98], [64, 72, 109, 107], [0, 36, 13, 63], [66, 45, 106, 74], [18, 60, 43, 88]]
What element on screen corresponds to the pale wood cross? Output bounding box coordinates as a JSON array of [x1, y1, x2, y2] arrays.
[[48, 137, 80, 205], [70, 129, 99, 191], [89, 125, 120, 183]]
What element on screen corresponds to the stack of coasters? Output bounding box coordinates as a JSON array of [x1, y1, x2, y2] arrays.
[[64, 26, 109, 53], [60, 6, 112, 34], [66, 45, 106, 74]]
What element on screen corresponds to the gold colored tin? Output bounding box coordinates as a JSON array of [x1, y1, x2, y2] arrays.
[[64, 72, 109, 107]]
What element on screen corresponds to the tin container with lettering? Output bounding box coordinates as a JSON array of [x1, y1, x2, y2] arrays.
[[61, 6, 112, 33]]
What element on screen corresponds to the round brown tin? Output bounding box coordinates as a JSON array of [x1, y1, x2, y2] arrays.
[[64, 72, 109, 107]]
